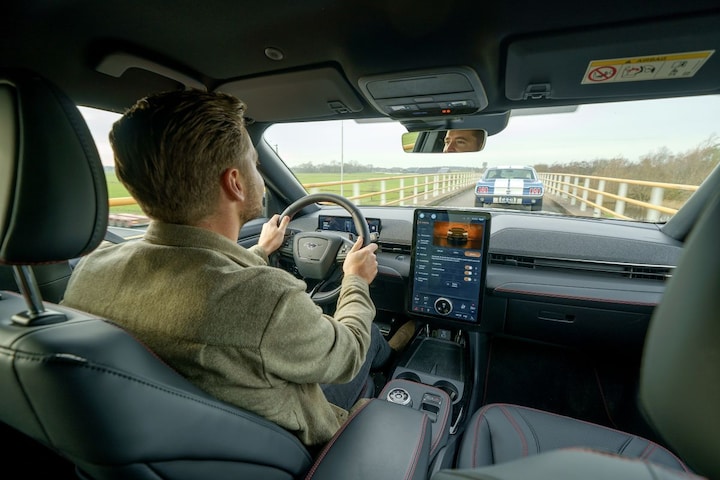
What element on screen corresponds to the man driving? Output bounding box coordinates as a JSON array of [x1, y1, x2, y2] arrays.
[[62, 89, 416, 449]]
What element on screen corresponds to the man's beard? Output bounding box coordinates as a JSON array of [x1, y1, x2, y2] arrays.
[[239, 182, 265, 223]]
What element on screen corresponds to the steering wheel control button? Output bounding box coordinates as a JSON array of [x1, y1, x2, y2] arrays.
[[386, 387, 412, 407]]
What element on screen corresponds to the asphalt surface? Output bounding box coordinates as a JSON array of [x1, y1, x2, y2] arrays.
[[430, 187, 576, 215]]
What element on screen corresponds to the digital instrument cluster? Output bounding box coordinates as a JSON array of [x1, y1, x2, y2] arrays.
[[318, 215, 381, 235]]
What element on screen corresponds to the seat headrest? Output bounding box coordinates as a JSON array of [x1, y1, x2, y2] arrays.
[[640, 185, 720, 479], [0, 70, 108, 265]]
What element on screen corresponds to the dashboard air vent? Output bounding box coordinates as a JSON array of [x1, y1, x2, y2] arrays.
[[489, 253, 673, 281], [379, 242, 411, 255]]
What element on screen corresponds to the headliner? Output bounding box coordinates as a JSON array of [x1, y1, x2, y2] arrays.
[[3, 0, 719, 127]]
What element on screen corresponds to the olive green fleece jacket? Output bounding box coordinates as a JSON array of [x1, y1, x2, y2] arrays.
[[62, 221, 375, 447]]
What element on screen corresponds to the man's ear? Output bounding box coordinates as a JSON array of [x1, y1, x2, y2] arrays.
[[220, 167, 244, 202]]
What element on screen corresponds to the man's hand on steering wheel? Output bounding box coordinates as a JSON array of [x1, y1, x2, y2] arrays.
[[343, 237, 378, 285], [274, 192, 375, 304], [258, 214, 291, 254]]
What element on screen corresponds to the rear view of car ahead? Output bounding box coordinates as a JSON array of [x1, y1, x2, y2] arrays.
[[474, 165, 544, 211]]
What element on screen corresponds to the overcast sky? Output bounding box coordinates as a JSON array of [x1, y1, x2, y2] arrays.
[[81, 94, 719, 170]]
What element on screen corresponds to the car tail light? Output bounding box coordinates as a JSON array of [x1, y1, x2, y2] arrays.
[[476, 186, 489, 194], [528, 187, 542, 195]]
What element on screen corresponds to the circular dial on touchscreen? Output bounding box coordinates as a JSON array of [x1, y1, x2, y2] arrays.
[[434, 298, 453, 315]]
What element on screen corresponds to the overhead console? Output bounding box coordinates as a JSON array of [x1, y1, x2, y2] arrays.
[[358, 67, 488, 119], [407, 208, 491, 326]]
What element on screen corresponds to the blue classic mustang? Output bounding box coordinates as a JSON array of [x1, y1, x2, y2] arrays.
[[474, 165, 544, 211]]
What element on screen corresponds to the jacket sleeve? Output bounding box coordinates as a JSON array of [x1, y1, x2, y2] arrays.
[[248, 244, 269, 263], [259, 274, 376, 385]]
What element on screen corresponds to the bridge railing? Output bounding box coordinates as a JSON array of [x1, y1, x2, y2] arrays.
[[302, 172, 476, 206], [109, 172, 477, 210], [107, 172, 477, 225], [538, 173, 698, 221], [108, 171, 700, 224]]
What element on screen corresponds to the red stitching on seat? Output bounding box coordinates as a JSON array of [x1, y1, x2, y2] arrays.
[[404, 414, 429, 480], [499, 405, 528, 457], [472, 403, 690, 473], [304, 399, 372, 479], [471, 404, 495, 468]]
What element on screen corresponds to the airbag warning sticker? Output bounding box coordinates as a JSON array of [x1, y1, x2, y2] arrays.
[[582, 50, 714, 84]]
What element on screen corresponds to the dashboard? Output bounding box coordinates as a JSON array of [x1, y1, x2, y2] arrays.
[[279, 205, 682, 348]]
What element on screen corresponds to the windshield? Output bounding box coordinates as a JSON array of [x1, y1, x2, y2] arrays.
[[81, 94, 720, 224], [265, 94, 720, 222]]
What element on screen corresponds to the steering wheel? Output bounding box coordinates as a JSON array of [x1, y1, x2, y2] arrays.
[[278, 193, 372, 305]]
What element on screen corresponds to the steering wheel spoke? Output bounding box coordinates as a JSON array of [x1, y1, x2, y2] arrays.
[[307, 265, 344, 304], [278, 193, 371, 305]]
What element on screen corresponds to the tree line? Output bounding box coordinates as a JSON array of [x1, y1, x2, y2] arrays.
[[533, 135, 720, 204]]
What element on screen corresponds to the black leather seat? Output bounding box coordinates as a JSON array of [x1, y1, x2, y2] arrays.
[[0, 70, 315, 479], [455, 404, 689, 471]]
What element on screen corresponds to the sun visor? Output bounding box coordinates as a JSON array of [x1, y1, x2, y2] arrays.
[[505, 15, 720, 102], [358, 67, 488, 119], [218, 67, 364, 122]]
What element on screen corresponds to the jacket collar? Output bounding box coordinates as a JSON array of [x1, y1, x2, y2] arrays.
[[143, 221, 266, 267]]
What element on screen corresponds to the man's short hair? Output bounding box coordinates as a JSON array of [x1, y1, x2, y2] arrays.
[[110, 89, 250, 224]]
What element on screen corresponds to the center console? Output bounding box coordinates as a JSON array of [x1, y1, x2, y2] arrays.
[[392, 332, 466, 405], [377, 209, 492, 470], [384, 327, 469, 467]]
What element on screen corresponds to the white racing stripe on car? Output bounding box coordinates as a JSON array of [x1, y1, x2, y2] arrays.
[[493, 178, 525, 195]]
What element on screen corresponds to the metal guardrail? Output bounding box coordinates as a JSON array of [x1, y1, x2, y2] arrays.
[[539, 173, 698, 221], [303, 172, 475, 206], [109, 172, 477, 211]]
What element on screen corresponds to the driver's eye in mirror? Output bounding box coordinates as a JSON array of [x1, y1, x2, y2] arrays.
[[402, 128, 487, 153]]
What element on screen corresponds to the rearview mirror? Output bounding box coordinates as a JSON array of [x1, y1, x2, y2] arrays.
[[402, 129, 487, 153]]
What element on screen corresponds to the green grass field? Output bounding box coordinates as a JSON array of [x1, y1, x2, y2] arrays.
[[106, 172, 143, 214]]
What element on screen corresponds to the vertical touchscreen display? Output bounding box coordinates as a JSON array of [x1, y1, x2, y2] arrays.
[[408, 209, 491, 323]]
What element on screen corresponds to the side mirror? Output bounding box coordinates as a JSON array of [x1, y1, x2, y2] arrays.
[[402, 129, 487, 153]]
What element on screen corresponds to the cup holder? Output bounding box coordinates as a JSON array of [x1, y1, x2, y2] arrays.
[[395, 371, 421, 383], [433, 380, 459, 402]]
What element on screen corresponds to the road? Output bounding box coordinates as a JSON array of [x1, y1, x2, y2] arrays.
[[430, 187, 570, 214]]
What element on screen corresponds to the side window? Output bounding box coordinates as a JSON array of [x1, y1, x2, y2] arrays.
[[78, 106, 148, 231]]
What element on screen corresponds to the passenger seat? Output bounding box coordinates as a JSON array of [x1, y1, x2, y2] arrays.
[[455, 403, 690, 472]]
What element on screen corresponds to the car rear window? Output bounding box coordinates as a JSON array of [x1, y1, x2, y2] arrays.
[[486, 169, 535, 180]]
